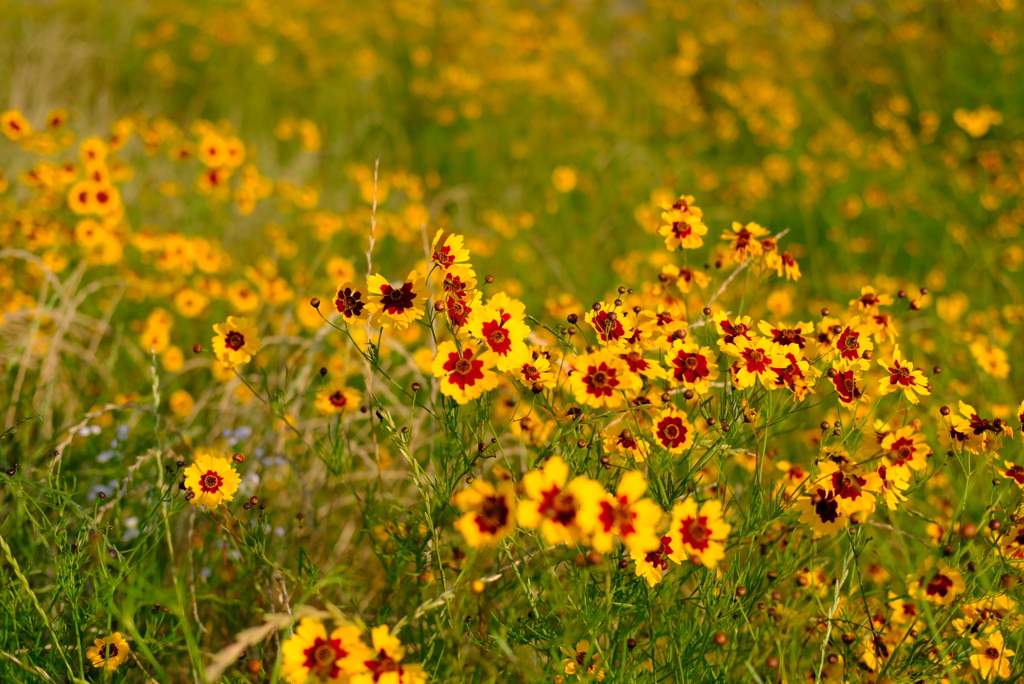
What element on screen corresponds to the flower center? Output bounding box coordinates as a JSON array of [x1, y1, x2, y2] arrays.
[[314, 644, 335, 665], [200, 470, 223, 493], [476, 495, 510, 534], [986, 647, 1000, 660], [225, 331, 245, 350], [664, 424, 679, 439], [454, 358, 472, 374], [329, 391, 347, 407], [683, 356, 698, 369], [591, 372, 607, 386]]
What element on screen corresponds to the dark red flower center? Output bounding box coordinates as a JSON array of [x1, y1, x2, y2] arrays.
[[475, 495, 510, 534], [225, 331, 245, 350], [380, 282, 416, 314], [201, 471, 223, 493]]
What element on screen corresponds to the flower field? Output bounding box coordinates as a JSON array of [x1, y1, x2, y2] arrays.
[[2, 1, 1024, 682]]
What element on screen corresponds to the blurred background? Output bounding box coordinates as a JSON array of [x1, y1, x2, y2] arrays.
[[2, 0, 1021, 302]]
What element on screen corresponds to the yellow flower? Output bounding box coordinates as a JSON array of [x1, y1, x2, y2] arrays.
[[430, 229, 470, 269], [722, 337, 780, 389], [168, 389, 195, 417], [183, 450, 241, 510], [551, 165, 578, 193], [227, 280, 260, 312], [657, 195, 707, 251], [720, 221, 768, 262], [174, 287, 210, 318], [666, 339, 719, 395], [350, 625, 426, 684], [315, 384, 362, 415], [431, 341, 499, 404], [877, 344, 929, 404], [970, 339, 1010, 379], [667, 497, 731, 568], [512, 351, 556, 390], [281, 618, 371, 684], [970, 630, 1014, 680], [212, 316, 261, 369], [629, 535, 673, 587], [560, 640, 605, 680], [569, 348, 641, 409], [907, 559, 965, 607], [86, 632, 130, 671], [651, 407, 695, 454], [1, 109, 32, 140], [466, 303, 531, 371], [517, 456, 591, 545], [452, 479, 516, 548], [334, 282, 371, 324], [577, 471, 663, 554], [367, 271, 429, 330]]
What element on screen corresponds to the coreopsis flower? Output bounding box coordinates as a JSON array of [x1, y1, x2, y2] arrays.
[[439, 265, 477, 300], [712, 311, 754, 347], [513, 352, 556, 390], [651, 407, 695, 454], [947, 401, 1013, 454], [1, 109, 32, 140], [86, 632, 130, 671], [723, 338, 779, 389], [969, 339, 1011, 379], [813, 315, 842, 357], [818, 459, 879, 518], [757, 319, 811, 351], [452, 479, 516, 548], [517, 456, 591, 545], [769, 350, 815, 400], [334, 282, 370, 324], [662, 264, 711, 293], [877, 344, 929, 404], [658, 202, 708, 251], [797, 486, 846, 538], [1010, 462, 1024, 489], [282, 618, 371, 684], [585, 307, 634, 347], [666, 339, 718, 395], [367, 271, 429, 330], [561, 640, 606, 680], [184, 450, 241, 510], [212, 316, 261, 369], [466, 304, 531, 371], [618, 345, 666, 380], [777, 251, 801, 280], [775, 461, 810, 498], [907, 560, 965, 606], [970, 631, 1014, 680], [851, 286, 894, 315], [880, 426, 929, 478], [630, 535, 673, 587], [667, 498, 731, 568], [831, 317, 874, 370], [830, 369, 866, 407], [720, 221, 768, 262], [431, 341, 499, 404], [874, 461, 910, 510], [1018, 400, 1024, 432], [315, 384, 362, 415], [443, 290, 481, 329], [351, 625, 426, 684], [602, 428, 651, 463], [865, 313, 898, 343], [569, 348, 641, 409], [430, 229, 470, 269], [577, 471, 662, 554]]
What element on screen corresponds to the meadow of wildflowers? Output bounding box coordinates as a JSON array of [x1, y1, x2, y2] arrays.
[[1, 1, 1023, 682]]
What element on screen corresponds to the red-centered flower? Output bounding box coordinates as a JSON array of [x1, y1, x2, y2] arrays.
[[831, 370, 864, 405], [652, 407, 695, 454], [334, 282, 369, 323], [431, 341, 498, 404], [712, 311, 753, 346], [570, 349, 639, 408], [667, 339, 718, 394]]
